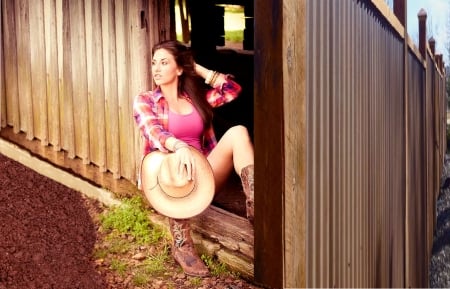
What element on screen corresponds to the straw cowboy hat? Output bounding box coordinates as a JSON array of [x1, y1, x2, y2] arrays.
[[140, 147, 215, 219]]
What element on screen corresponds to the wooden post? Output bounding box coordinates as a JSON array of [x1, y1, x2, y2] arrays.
[[418, 9, 427, 59], [428, 37, 436, 56], [436, 54, 443, 72], [393, 0, 405, 26], [254, 0, 284, 287]]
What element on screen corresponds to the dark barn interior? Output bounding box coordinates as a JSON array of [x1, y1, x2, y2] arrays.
[[170, 0, 255, 217]]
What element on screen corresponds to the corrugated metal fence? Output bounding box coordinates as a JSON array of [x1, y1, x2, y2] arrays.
[[307, 0, 446, 287]]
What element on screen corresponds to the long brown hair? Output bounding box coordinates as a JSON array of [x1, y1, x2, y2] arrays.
[[152, 40, 213, 129]]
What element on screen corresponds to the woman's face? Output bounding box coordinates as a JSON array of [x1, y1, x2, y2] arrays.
[[151, 48, 183, 86]]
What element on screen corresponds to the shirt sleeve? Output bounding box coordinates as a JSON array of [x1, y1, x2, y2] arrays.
[[206, 76, 242, 108], [133, 92, 173, 152]]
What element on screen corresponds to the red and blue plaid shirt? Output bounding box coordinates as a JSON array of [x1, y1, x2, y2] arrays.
[[133, 78, 242, 157]]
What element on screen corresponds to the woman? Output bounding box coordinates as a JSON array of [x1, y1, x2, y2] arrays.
[[133, 40, 254, 277]]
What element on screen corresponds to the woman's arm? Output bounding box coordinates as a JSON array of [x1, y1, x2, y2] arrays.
[[194, 63, 242, 108], [195, 63, 227, 88], [133, 92, 174, 152]]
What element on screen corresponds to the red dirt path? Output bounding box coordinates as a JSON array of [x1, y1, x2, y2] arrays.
[[0, 153, 107, 289]]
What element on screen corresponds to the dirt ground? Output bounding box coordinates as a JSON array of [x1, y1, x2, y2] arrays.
[[0, 153, 107, 289], [0, 153, 262, 289]]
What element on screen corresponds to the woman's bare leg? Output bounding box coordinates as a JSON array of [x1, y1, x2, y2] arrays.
[[207, 125, 254, 191]]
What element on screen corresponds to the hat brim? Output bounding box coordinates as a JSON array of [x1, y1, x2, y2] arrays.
[[140, 147, 215, 219]]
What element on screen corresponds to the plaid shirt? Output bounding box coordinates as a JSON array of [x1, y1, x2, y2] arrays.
[[133, 78, 242, 157]]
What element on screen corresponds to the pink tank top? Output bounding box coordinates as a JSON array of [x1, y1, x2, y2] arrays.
[[168, 108, 203, 151]]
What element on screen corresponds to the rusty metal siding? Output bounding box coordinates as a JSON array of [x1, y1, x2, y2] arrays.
[[406, 51, 427, 287], [306, 0, 444, 287], [306, 0, 331, 287]]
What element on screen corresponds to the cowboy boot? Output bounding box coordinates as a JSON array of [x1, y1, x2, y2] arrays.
[[240, 165, 254, 224], [169, 218, 209, 277]]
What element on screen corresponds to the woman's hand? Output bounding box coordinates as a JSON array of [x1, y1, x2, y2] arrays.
[[175, 146, 195, 181]]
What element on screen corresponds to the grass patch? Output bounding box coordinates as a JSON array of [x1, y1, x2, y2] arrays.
[[225, 30, 243, 43], [94, 195, 174, 287], [142, 245, 172, 275], [100, 196, 166, 245], [189, 276, 203, 286], [94, 195, 246, 288], [132, 272, 149, 286], [201, 254, 237, 277], [110, 258, 128, 276]]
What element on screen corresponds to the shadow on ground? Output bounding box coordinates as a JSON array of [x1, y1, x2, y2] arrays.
[[0, 154, 107, 289]]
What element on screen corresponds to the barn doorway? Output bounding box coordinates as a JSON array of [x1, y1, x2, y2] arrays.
[[172, 0, 255, 219]]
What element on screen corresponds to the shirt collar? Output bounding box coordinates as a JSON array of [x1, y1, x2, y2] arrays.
[[153, 87, 165, 102]]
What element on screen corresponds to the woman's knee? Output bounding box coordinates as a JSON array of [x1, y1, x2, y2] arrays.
[[224, 125, 249, 139]]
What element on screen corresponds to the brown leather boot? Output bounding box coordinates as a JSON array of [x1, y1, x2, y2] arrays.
[[240, 165, 254, 224], [169, 218, 209, 277]]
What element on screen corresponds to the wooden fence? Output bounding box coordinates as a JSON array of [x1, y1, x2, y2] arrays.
[[0, 0, 150, 183], [1, 0, 448, 287], [305, 0, 446, 287]]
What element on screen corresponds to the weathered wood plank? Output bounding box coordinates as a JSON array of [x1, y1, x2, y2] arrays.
[[127, 0, 150, 182], [69, 0, 89, 163], [102, 0, 120, 178], [115, 0, 132, 180], [44, 0, 61, 150], [29, 0, 48, 145], [59, 0, 76, 158], [133, 0, 150, 177], [85, 0, 106, 171], [148, 0, 171, 45], [15, 0, 34, 139], [2, 0, 20, 130], [283, 0, 307, 288]]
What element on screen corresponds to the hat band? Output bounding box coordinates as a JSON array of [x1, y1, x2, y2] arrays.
[[157, 175, 196, 198]]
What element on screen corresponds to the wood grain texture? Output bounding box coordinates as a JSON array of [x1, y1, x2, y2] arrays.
[[85, 0, 106, 171], [60, 0, 76, 158], [254, 0, 284, 287], [283, 0, 307, 287], [102, 0, 120, 178], [15, 0, 33, 138], [29, 0, 48, 145], [44, 0, 62, 150], [2, 0, 20, 131], [69, 0, 89, 163]]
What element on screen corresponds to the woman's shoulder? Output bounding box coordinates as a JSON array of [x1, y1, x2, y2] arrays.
[[135, 89, 163, 102]]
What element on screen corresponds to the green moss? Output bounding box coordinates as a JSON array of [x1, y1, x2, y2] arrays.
[[100, 196, 165, 245]]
